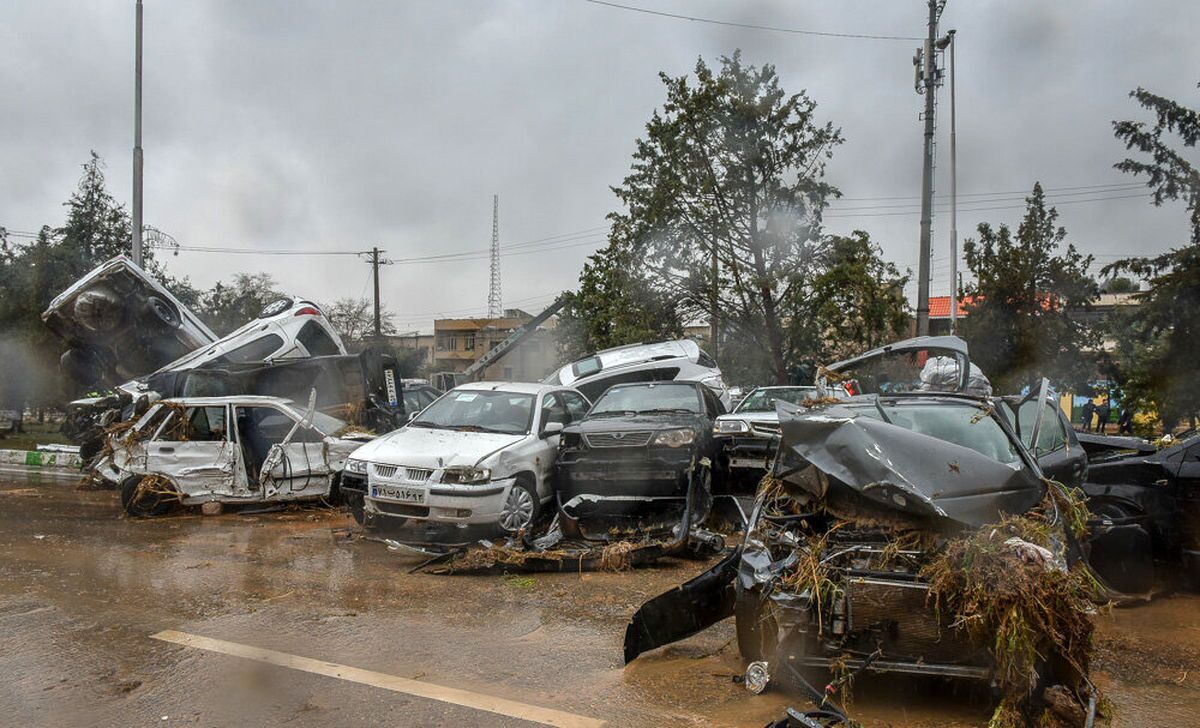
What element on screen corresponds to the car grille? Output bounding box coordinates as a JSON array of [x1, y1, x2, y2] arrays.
[[372, 464, 433, 481], [751, 422, 781, 436], [372, 500, 430, 518], [584, 431, 653, 448]]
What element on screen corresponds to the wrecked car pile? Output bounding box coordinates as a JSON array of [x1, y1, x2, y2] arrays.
[[625, 337, 1104, 726]]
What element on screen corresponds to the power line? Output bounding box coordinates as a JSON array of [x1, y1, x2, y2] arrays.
[[582, 0, 921, 41], [828, 184, 1147, 211], [825, 192, 1154, 219], [837, 181, 1145, 202]]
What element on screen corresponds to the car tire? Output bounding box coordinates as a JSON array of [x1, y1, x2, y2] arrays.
[[499, 478, 539, 533], [143, 296, 180, 328], [120, 474, 179, 517]]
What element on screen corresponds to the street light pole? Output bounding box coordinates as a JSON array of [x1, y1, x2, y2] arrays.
[[946, 30, 958, 335], [131, 0, 144, 266]]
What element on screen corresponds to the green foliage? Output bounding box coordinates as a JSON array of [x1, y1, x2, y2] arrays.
[[605, 52, 843, 383], [960, 184, 1099, 392], [809, 231, 911, 362], [194, 273, 283, 336], [1105, 84, 1200, 426], [555, 241, 683, 363]]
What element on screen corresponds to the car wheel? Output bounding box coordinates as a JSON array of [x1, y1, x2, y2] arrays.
[[120, 474, 179, 517], [143, 296, 180, 328], [499, 479, 539, 533]]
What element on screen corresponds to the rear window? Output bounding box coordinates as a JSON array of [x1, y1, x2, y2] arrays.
[[297, 320, 340, 356], [218, 334, 284, 364], [735, 387, 818, 413]]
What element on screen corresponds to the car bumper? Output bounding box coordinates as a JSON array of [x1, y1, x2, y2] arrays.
[[556, 450, 695, 500], [363, 476, 518, 527], [724, 435, 775, 469]]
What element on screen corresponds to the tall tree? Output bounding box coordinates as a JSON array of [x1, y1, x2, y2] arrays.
[[58, 152, 133, 265], [1104, 84, 1200, 426], [555, 242, 682, 363], [809, 231, 911, 362], [322, 297, 397, 345], [609, 52, 842, 383], [960, 183, 1099, 391], [196, 273, 284, 336]]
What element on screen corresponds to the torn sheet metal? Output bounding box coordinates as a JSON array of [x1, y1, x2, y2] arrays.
[[775, 399, 1044, 530], [623, 546, 740, 663]]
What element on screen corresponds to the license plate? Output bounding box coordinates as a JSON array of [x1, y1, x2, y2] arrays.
[[371, 484, 426, 504], [730, 457, 767, 469]]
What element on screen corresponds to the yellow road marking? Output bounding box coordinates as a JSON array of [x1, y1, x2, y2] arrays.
[[151, 630, 604, 728]]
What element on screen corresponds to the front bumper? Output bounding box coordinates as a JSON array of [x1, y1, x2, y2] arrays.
[[363, 475, 518, 527], [724, 435, 775, 469], [556, 447, 696, 501]]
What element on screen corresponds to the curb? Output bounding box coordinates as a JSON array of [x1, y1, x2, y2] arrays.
[[0, 449, 83, 470]]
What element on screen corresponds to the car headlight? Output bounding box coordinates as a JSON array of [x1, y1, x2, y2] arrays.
[[441, 466, 492, 484], [715, 419, 749, 435], [653, 428, 696, 448], [345, 458, 368, 474]]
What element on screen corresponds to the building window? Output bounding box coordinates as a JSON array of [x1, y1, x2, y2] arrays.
[[449, 336, 459, 351], [437, 335, 446, 351], [465, 335, 475, 351]]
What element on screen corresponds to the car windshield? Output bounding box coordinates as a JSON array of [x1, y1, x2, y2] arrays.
[[736, 387, 818, 413], [411, 389, 534, 434], [855, 399, 1023, 464], [589, 382, 701, 416], [308, 411, 346, 436]]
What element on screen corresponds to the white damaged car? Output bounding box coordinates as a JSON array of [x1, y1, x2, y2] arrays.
[[342, 382, 590, 540]]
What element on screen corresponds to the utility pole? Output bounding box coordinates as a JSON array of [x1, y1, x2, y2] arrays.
[[945, 30, 958, 335], [709, 245, 718, 358], [371, 247, 382, 338], [488, 195, 502, 318], [131, 0, 144, 266], [914, 0, 945, 337]]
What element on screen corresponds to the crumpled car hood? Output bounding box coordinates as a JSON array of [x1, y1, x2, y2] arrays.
[[351, 426, 524, 469], [777, 400, 1044, 530]]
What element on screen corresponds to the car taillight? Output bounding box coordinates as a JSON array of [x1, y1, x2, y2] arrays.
[[294, 306, 321, 317]]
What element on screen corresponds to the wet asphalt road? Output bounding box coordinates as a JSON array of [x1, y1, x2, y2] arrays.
[[1, 467, 1198, 727]]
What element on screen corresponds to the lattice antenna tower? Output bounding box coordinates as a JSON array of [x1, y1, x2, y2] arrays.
[[487, 194, 503, 318]]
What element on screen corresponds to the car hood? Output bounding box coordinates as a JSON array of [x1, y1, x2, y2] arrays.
[[350, 426, 525, 468], [566, 413, 708, 434], [775, 399, 1044, 530]]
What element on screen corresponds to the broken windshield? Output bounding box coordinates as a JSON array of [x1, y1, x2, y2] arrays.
[[411, 390, 534, 435], [854, 399, 1022, 464]]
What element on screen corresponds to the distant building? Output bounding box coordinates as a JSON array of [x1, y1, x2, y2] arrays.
[[387, 332, 436, 370], [432, 309, 558, 382], [927, 296, 978, 336]]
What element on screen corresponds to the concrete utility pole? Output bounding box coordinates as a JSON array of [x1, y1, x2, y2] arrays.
[[914, 0, 945, 337], [131, 0, 144, 266], [371, 247, 383, 338], [945, 30, 958, 334]]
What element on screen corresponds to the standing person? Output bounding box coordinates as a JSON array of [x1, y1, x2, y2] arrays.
[[1118, 406, 1135, 435], [1080, 399, 1096, 432], [1095, 397, 1112, 435]]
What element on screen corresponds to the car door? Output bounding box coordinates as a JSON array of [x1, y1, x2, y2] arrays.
[[1024, 399, 1086, 488], [534, 393, 572, 497], [233, 405, 315, 499], [148, 405, 235, 495]]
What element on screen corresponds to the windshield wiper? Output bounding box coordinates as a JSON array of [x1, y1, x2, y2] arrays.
[[451, 424, 512, 434], [636, 408, 697, 415], [408, 421, 444, 429], [588, 410, 636, 418]]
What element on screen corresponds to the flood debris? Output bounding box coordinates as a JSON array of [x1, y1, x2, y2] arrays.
[[623, 336, 1106, 727]]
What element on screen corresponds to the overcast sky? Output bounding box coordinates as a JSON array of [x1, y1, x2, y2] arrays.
[[3, 1, 1197, 332]]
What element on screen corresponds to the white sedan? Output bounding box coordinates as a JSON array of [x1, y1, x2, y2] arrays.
[[343, 382, 590, 536]]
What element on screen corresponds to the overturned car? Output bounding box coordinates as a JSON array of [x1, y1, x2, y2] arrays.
[[625, 337, 1099, 725]]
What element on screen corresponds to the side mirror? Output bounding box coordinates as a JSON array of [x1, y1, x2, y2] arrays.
[[408, 411, 420, 422], [540, 421, 565, 439]]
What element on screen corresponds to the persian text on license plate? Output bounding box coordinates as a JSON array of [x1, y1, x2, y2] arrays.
[[371, 485, 426, 504]]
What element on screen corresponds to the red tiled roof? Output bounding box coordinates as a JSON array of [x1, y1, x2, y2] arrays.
[[928, 295, 977, 318]]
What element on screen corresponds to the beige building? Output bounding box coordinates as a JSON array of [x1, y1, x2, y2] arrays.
[[433, 310, 559, 382]]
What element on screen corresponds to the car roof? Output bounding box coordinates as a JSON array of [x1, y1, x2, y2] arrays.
[[157, 395, 298, 407], [453, 381, 565, 395]]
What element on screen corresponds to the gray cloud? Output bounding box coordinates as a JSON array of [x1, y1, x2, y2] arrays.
[[3, 0, 1197, 329]]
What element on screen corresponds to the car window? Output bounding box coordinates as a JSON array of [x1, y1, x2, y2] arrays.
[[560, 391, 590, 423], [297, 320, 341, 356], [575, 367, 682, 402], [411, 389, 535, 435], [236, 406, 298, 445], [735, 387, 819, 413], [856, 401, 1022, 464], [541, 394, 570, 429], [1010, 399, 1067, 456], [701, 387, 723, 417], [589, 382, 702, 416], [218, 334, 284, 364], [403, 387, 440, 414], [156, 406, 227, 442]]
